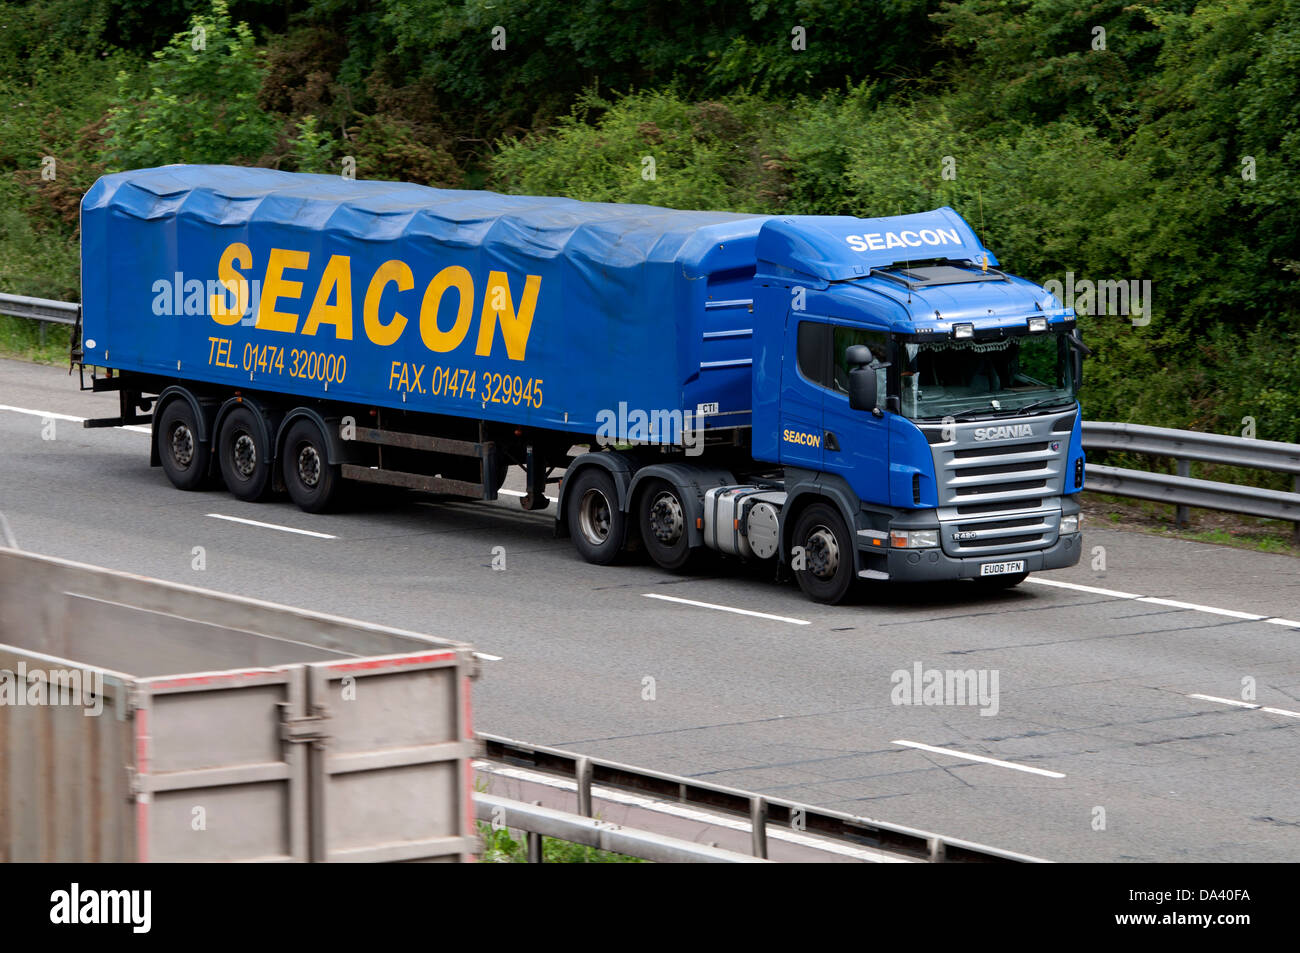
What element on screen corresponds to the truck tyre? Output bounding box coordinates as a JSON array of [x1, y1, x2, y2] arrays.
[[638, 479, 697, 572], [282, 419, 341, 513], [217, 406, 274, 502], [791, 502, 856, 605], [973, 571, 1029, 591], [157, 399, 210, 491], [567, 468, 626, 565]]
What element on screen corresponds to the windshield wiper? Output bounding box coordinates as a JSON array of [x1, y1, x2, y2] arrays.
[[1017, 396, 1076, 414]]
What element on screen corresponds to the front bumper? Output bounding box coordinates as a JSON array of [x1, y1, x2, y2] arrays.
[[876, 532, 1083, 582]]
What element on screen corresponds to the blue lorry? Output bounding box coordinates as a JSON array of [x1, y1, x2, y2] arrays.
[[77, 165, 1086, 603]]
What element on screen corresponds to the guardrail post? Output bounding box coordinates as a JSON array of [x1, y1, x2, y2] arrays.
[[928, 836, 946, 862], [1174, 458, 1190, 528], [750, 796, 768, 859], [1294, 475, 1299, 547], [576, 756, 593, 817], [527, 800, 544, 862]]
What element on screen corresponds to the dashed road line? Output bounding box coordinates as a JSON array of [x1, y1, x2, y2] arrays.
[[0, 403, 151, 434], [642, 592, 810, 626], [206, 513, 336, 539], [892, 739, 1066, 779]]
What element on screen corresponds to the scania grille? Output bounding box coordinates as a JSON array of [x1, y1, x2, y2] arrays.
[[926, 417, 1073, 557], [942, 511, 1059, 556], [936, 440, 1064, 508]]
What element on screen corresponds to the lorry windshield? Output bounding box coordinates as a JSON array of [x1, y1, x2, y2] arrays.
[[899, 330, 1075, 420]]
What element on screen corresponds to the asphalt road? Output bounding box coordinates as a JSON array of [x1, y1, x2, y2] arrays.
[[2, 356, 1298, 861]]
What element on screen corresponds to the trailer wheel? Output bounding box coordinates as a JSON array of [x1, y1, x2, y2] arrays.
[[157, 399, 210, 491], [282, 419, 341, 513], [638, 479, 697, 572], [217, 406, 273, 502], [567, 468, 626, 565], [791, 502, 856, 605]]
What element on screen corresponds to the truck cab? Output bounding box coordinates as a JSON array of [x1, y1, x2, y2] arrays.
[[749, 209, 1085, 598]]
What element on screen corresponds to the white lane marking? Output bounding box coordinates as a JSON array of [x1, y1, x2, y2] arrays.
[[1187, 693, 1300, 719], [1026, 578, 1142, 600], [474, 653, 504, 662], [643, 592, 810, 626], [1028, 577, 1299, 627], [0, 403, 151, 434], [892, 740, 1066, 779], [497, 488, 558, 503], [473, 761, 912, 863], [1137, 597, 1263, 621], [206, 513, 336, 539]]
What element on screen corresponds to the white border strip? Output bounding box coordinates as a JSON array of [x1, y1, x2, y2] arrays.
[[1028, 577, 1300, 627], [1187, 693, 1300, 719]]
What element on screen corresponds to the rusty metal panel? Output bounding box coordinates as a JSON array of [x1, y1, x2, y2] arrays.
[[133, 669, 309, 862], [310, 651, 476, 862], [0, 547, 476, 863], [0, 645, 136, 862]]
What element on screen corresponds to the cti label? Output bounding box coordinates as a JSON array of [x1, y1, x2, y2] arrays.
[[206, 243, 541, 361]]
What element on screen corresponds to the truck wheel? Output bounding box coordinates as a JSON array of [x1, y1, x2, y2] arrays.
[[638, 479, 697, 571], [282, 419, 341, 513], [973, 571, 1029, 591], [157, 399, 210, 491], [791, 503, 856, 605], [217, 406, 273, 502], [567, 468, 626, 565]]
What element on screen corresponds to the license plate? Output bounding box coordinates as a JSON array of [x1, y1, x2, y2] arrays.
[[980, 560, 1025, 577]]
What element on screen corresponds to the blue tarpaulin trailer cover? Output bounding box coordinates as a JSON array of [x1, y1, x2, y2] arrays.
[[81, 165, 769, 440]]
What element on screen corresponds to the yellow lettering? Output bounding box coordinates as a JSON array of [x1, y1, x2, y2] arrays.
[[364, 260, 413, 346], [209, 243, 251, 326], [256, 248, 310, 333], [476, 272, 540, 361], [420, 265, 474, 353], [302, 254, 353, 339]]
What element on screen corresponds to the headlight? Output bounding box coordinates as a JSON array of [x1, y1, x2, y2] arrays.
[[1060, 514, 1080, 534], [890, 529, 939, 548]]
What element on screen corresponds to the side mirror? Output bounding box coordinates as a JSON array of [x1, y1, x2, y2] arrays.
[[1068, 331, 1089, 389], [849, 365, 878, 413], [844, 344, 873, 367]]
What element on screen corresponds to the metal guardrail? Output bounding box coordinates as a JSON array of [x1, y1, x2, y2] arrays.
[[0, 292, 79, 326], [1082, 421, 1300, 535], [474, 793, 769, 863], [0, 292, 80, 346], [479, 733, 1044, 863]]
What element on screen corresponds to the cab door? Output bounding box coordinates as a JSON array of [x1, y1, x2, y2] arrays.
[[779, 317, 828, 470], [821, 325, 891, 502]]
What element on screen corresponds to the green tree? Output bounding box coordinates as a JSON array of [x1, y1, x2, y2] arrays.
[[101, 0, 278, 169]]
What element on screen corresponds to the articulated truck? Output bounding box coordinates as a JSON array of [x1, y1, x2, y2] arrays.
[[77, 166, 1086, 603]]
